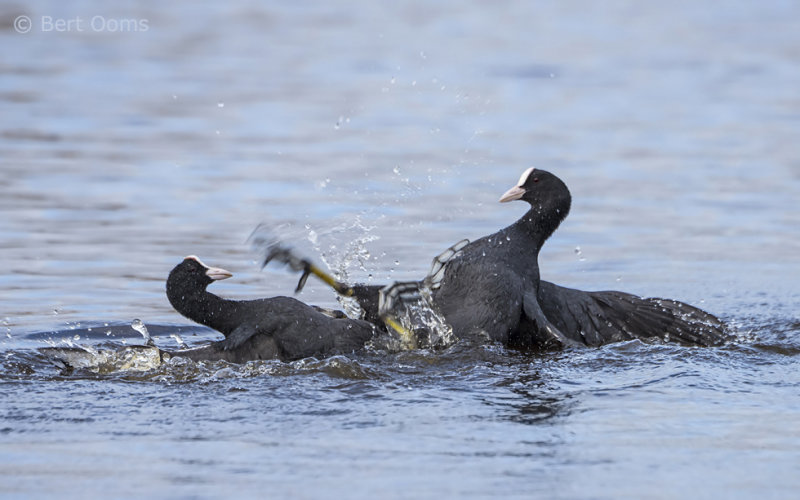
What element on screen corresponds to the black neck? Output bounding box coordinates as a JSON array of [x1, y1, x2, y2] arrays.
[[508, 196, 570, 252], [167, 284, 238, 335]]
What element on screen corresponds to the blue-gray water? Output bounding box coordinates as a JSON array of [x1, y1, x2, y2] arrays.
[[1, 1, 799, 498]]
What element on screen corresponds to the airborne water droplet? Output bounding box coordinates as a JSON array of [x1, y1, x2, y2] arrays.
[[170, 333, 188, 349], [131, 319, 154, 347]]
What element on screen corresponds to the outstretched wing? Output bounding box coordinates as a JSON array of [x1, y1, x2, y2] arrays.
[[537, 281, 730, 347], [518, 288, 583, 349]]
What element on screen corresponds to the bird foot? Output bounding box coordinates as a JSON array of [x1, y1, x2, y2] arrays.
[[250, 227, 354, 296]]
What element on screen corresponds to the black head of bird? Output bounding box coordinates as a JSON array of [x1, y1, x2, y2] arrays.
[[499, 167, 572, 236], [167, 255, 232, 298]]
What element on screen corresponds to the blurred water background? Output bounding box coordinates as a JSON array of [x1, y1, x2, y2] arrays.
[[1, 1, 798, 498]]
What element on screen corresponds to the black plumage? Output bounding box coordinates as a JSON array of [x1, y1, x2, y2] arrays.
[[165, 256, 376, 362], [433, 167, 729, 348], [257, 168, 729, 349]]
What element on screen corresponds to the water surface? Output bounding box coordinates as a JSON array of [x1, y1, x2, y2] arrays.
[[1, 1, 799, 498]]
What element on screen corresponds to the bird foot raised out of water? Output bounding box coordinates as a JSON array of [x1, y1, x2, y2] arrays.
[[249, 228, 418, 342], [376, 238, 470, 317], [377, 281, 427, 346], [251, 226, 470, 347], [250, 227, 354, 296], [425, 238, 469, 289], [376, 244, 469, 350], [254, 237, 418, 341], [375, 238, 469, 341]]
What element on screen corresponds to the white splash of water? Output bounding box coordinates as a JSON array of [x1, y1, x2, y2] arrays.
[[131, 319, 154, 347], [170, 333, 188, 349]]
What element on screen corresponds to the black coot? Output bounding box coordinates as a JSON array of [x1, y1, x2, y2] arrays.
[[165, 256, 376, 362], [431, 168, 575, 346], [433, 167, 729, 347]]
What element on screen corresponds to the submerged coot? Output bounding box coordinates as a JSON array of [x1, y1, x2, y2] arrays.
[[165, 256, 376, 362]]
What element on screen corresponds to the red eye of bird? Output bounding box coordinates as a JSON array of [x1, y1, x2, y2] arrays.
[[533, 177, 539, 183]]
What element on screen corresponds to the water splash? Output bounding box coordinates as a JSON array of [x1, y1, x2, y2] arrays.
[[170, 333, 188, 349], [575, 245, 586, 261], [250, 219, 380, 320], [376, 239, 469, 350], [131, 319, 154, 347], [338, 295, 365, 320], [384, 284, 455, 351], [40, 346, 165, 374], [312, 215, 379, 287], [250, 221, 459, 347]]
